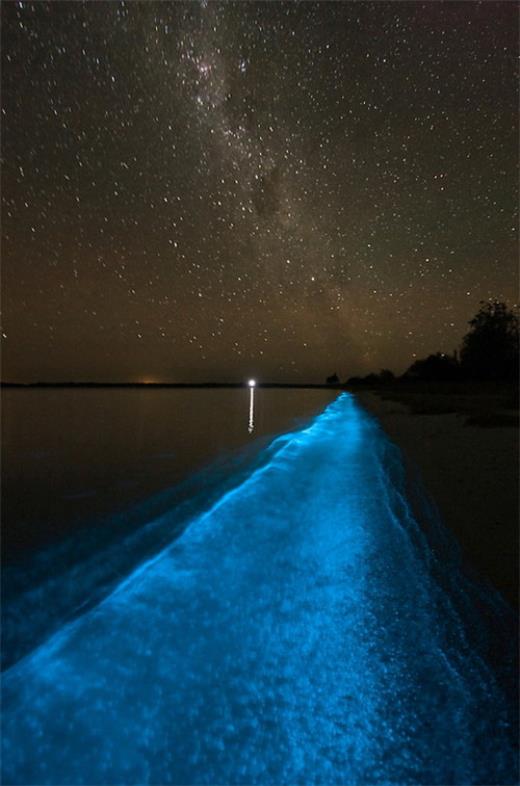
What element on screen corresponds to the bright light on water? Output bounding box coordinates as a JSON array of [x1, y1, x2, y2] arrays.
[[248, 385, 255, 434], [248, 378, 256, 387], [1, 394, 516, 785]]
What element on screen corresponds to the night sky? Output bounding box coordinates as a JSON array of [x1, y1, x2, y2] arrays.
[[2, 1, 518, 383]]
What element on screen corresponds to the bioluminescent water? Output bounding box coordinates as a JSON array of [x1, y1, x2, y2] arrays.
[[2, 394, 517, 785]]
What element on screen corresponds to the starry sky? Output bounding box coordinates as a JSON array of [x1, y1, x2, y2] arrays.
[[2, 0, 518, 383]]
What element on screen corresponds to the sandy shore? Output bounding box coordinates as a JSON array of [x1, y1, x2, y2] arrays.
[[357, 392, 518, 608]]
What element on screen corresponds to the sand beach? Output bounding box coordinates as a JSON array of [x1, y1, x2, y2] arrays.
[[358, 391, 518, 608]]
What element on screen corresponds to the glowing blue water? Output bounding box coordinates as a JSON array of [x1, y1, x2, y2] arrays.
[[2, 394, 517, 785]]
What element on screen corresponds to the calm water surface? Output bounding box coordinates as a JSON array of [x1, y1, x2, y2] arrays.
[[2, 388, 336, 560]]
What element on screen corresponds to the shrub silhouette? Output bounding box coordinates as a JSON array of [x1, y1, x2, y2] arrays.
[[346, 370, 395, 387], [460, 301, 519, 381], [378, 369, 395, 384], [404, 353, 460, 382]]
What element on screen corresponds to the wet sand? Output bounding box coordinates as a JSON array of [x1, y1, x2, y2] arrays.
[[357, 392, 519, 608]]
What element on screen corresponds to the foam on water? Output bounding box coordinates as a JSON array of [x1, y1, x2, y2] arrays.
[[1, 394, 517, 785]]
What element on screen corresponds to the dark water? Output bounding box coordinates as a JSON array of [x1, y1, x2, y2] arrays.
[[2, 387, 336, 559], [1, 393, 517, 785], [2, 388, 336, 669]]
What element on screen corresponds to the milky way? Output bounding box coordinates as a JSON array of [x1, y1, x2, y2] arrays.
[[2, 1, 518, 382]]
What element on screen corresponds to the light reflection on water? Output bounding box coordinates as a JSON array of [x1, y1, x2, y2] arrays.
[[248, 385, 255, 433]]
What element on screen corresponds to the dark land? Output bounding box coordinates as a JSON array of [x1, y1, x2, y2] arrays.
[[357, 381, 518, 609]]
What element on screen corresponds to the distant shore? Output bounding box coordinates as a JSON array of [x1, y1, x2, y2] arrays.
[[1, 381, 343, 389]]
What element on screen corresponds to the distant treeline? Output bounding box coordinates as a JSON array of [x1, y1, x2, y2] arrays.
[[330, 301, 519, 387]]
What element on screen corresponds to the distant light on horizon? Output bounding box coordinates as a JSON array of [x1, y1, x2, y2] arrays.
[[248, 379, 256, 388]]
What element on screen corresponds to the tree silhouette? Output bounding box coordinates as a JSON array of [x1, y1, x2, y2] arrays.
[[326, 373, 340, 384], [378, 369, 395, 384], [404, 352, 460, 381], [460, 301, 519, 381]]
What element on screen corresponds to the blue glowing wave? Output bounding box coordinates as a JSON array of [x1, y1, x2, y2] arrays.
[[1, 394, 517, 785]]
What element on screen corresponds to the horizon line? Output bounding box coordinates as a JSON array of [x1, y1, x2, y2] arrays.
[[0, 380, 346, 389]]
